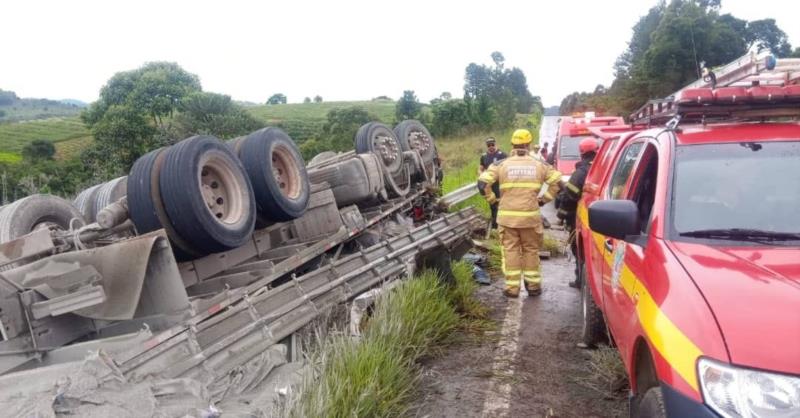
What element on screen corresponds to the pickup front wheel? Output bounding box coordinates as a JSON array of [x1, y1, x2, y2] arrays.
[[633, 387, 667, 418], [581, 259, 607, 347]]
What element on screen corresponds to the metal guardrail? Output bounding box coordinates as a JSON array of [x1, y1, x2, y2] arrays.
[[438, 183, 478, 208]]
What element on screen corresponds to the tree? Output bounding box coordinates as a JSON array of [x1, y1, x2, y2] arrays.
[[300, 106, 377, 159], [395, 90, 422, 121], [267, 93, 287, 105], [491, 51, 505, 69], [22, 140, 56, 161], [430, 99, 471, 137], [440, 92, 452, 101], [791, 48, 800, 58], [0, 89, 18, 106], [173, 92, 263, 139], [746, 19, 792, 57], [0, 110, 5, 119], [80, 62, 201, 173], [314, 95, 323, 103], [303, 97, 311, 104]]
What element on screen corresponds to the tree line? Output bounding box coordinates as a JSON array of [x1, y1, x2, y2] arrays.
[[559, 0, 800, 117], [1, 51, 542, 202]]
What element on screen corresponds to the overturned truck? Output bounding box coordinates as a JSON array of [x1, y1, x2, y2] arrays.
[[0, 120, 480, 416]]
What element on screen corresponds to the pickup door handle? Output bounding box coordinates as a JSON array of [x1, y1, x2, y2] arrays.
[[604, 238, 613, 252]]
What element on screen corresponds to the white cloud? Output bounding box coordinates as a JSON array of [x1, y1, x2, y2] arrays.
[[1, 0, 797, 107]]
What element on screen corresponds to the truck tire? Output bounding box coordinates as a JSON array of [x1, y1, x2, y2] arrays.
[[0, 194, 85, 243], [394, 120, 436, 162], [236, 128, 310, 223], [633, 387, 666, 418], [128, 148, 201, 259], [226, 136, 247, 154], [581, 259, 607, 347], [355, 122, 403, 177], [73, 183, 103, 221], [159, 135, 256, 254], [93, 176, 127, 220]]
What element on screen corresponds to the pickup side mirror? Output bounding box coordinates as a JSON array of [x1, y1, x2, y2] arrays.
[[588, 200, 641, 240]]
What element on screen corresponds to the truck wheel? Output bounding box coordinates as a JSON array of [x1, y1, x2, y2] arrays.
[[394, 120, 436, 162], [93, 176, 127, 220], [0, 194, 85, 243], [73, 183, 103, 221], [128, 148, 201, 259], [633, 387, 666, 418], [160, 135, 256, 254], [581, 259, 607, 347], [236, 128, 310, 224], [226, 136, 247, 154], [355, 122, 403, 177]]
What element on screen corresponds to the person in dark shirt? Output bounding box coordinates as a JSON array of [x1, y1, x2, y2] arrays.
[[557, 138, 599, 288], [479, 137, 508, 228]]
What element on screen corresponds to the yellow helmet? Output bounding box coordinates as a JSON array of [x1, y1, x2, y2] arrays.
[[511, 129, 532, 145]]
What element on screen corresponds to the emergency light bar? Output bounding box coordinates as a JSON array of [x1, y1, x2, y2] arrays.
[[630, 85, 800, 126]]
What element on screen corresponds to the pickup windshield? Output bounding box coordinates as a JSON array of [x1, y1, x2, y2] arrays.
[[559, 135, 590, 159], [672, 141, 800, 242]]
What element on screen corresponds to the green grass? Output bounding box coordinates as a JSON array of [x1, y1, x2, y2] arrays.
[[248, 100, 396, 125], [289, 263, 485, 417], [0, 116, 91, 154], [54, 135, 93, 160], [0, 152, 22, 164]]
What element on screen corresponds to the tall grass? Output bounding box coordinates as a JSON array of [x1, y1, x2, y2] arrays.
[[289, 263, 485, 418]]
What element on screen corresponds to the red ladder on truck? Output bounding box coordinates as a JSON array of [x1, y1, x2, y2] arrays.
[[630, 49, 800, 126]]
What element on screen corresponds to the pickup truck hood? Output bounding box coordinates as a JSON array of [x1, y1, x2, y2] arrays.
[[669, 241, 800, 375]]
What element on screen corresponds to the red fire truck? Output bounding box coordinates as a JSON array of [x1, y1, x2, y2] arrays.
[[554, 112, 625, 181]]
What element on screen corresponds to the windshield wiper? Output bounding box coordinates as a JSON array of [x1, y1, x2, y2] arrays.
[[679, 228, 800, 242]]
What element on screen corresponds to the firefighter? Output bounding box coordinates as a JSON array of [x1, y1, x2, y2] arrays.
[[479, 137, 508, 228], [556, 137, 599, 288], [477, 129, 561, 298]]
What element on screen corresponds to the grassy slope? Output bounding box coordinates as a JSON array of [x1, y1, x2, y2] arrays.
[[0, 100, 82, 123], [0, 101, 398, 160], [0, 116, 90, 156]]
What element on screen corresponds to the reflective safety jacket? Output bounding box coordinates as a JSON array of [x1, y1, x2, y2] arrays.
[[557, 158, 592, 226], [477, 153, 561, 228]]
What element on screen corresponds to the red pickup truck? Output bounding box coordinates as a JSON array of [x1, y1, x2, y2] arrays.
[[575, 88, 800, 417]]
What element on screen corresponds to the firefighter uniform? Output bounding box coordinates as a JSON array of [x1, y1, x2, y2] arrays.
[[477, 130, 561, 297]]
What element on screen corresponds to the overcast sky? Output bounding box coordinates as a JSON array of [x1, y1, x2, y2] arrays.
[[2, 0, 798, 107]]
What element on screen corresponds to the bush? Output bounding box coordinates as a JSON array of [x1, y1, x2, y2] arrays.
[[21, 139, 56, 161], [430, 99, 471, 137]]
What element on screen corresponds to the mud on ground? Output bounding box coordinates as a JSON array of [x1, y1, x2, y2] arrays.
[[415, 221, 627, 418]]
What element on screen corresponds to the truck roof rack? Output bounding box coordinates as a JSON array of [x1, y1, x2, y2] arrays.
[[630, 50, 800, 126]]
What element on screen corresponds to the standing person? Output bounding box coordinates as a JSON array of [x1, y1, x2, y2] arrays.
[[546, 142, 556, 165], [556, 138, 599, 288], [479, 137, 507, 228], [477, 129, 561, 298], [541, 142, 549, 161]]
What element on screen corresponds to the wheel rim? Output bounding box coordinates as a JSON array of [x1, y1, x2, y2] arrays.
[[372, 133, 400, 167], [199, 153, 246, 225], [408, 129, 432, 157], [271, 145, 301, 200]]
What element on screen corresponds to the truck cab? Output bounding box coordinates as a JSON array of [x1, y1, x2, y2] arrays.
[[554, 113, 624, 181], [575, 86, 800, 417]]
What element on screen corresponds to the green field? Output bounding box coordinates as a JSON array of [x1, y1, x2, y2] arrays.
[[0, 117, 91, 156], [247, 100, 396, 124]]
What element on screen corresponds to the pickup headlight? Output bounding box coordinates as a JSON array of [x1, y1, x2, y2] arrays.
[[699, 358, 800, 418]]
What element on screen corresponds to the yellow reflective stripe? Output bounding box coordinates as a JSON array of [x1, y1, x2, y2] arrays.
[[498, 210, 540, 217], [505, 280, 521, 286], [636, 284, 703, 392], [523, 276, 542, 284], [546, 171, 562, 184], [566, 182, 581, 194], [499, 182, 541, 190], [577, 202, 703, 391], [543, 192, 554, 200], [478, 172, 496, 182], [500, 246, 506, 274], [504, 270, 521, 276], [522, 270, 540, 276]]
